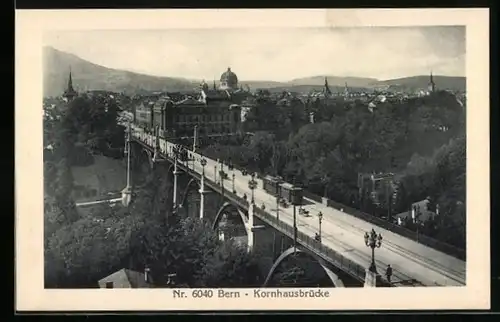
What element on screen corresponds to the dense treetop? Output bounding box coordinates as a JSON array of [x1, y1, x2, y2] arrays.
[[201, 90, 466, 249]]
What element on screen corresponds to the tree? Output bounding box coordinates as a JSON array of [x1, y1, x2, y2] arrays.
[[247, 131, 277, 173], [269, 141, 286, 177], [194, 240, 262, 288], [128, 215, 221, 287], [285, 122, 344, 191], [45, 212, 135, 288], [44, 196, 69, 242]]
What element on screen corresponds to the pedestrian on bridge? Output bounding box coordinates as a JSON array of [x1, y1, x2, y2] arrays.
[[385, 264, 393, 284]]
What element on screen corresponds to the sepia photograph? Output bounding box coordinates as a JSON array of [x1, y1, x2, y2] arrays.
[[16, 9, 490, 311]]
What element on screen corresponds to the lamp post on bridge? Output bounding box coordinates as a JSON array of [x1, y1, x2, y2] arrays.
[[317, 211, 323, 242], [276, 185, 280, 221], [232, 173, 236, 194], [199, 156, 207, 220], [219, 166, 225, 206], [200, 156, 207, 177], [364, 228, 383, 273], [172, 144, 182, 211], [125, 121, 132, 188], [193, 125, 198, 153], [248, 173, 257, 205]]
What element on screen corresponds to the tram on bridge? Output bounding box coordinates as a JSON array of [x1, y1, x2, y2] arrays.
[[263, 175, 283, 196], [279, 182, 303, 206], [263, 175, 303, 206]]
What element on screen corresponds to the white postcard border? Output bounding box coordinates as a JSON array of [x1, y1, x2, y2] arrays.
[[15, 8, 490, 311]]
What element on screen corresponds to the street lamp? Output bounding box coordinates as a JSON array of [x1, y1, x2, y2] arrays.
[[214, 165, 217, 183], [232, 173, 236, 193], [364, 228, 383, 273], [318, 211, 323, 241], [200, 157, 207, 177], [276, 185, 280, 221], [248, 173, 257, 204], [219, 168, 225, 204]]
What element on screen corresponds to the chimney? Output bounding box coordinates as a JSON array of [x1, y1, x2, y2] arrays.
[[144, 267, 151, 283]]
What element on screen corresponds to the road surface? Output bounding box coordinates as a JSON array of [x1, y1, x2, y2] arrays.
[[131, 125, 467, 287]]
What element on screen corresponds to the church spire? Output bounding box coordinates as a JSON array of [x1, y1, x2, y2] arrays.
[[213, 79, 216, 90], [63, 66, 77, 101], [323, 77, 331, 96], [68, 67, 74, 92], [428, 70, 436, 93]]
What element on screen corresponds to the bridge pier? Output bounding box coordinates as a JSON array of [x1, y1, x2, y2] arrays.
[[246, 203, 266, 254], [121, 186, 132, 207], [173, 158, 182, 209], [364, 268, 382, 287], [199, 169, 210, 220], [122, 123, 133, 207]]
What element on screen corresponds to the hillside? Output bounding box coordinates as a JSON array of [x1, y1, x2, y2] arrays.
[[43, 46, 466, 97], [43, 47, 198, 97], [288, 75, 378, 88], [265, 84, 371, 94], [239, 80, 287, 91], [377, 75, 466, 92]]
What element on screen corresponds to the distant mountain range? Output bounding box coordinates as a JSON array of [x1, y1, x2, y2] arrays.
[[43, 46, 466, 97]]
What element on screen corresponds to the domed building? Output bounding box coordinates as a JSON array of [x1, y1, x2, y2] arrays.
[[219, 67, 238, 90]]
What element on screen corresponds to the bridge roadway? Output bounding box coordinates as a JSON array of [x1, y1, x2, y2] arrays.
[[130, 125, 466, 287]]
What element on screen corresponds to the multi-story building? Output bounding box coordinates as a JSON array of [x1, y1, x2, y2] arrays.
[[133, 67, 249, 139]]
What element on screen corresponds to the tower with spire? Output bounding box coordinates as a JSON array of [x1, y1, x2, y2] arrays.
[[322, 77, 332, 97], [428, 71, 436, 93], [63, 67, 78, 101]]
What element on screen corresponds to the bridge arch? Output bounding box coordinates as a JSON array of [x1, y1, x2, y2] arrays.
[[142, 148, 154, 170], [262, 247, 345, 288], [166, 162, 176, 182], [180, 178, 201, 208], [132, 147, 153, 184], [212, 201, 248, 230]]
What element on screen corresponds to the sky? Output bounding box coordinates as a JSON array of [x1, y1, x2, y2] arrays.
[[44, 26, 465, 81]]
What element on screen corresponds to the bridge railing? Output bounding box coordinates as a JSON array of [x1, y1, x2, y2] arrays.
[[232, 161, 465, 261], [252, 206, 369, 283], [323, 198, 465, 261]]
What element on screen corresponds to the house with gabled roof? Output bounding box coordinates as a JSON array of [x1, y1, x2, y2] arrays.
[[98, 268, 154, 288]]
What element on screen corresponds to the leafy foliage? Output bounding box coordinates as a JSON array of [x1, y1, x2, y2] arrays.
[[200, 91, 466, 248], [45, 143, 263, 288], [194, 240, 262, 287], [45, 208, 132, 288]]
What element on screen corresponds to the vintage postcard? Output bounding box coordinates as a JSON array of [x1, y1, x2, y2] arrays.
[[15, 9, 490, 311]]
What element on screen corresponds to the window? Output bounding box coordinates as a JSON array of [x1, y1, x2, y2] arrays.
[[105, 282, 113, 288]]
